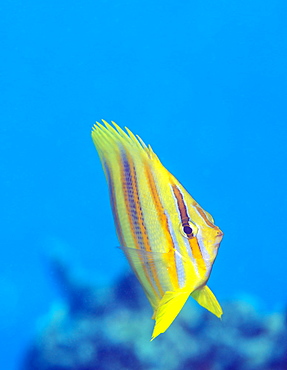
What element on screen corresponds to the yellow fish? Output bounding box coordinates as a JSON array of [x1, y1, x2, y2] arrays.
[[91, 120, 223, 340]]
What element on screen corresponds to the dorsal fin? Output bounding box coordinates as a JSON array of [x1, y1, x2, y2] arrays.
[[91, 120, 155, 161]]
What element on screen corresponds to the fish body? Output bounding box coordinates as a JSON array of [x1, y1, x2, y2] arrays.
[[91, 121, 223, 340]]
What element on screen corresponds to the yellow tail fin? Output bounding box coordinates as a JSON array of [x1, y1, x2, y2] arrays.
[[191, 285, 223, 318], [151, 290, 190, 341]]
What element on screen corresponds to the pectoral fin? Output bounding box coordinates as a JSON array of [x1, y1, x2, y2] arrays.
[[151, 290, 190, 341], [191, 285, 223, 318]]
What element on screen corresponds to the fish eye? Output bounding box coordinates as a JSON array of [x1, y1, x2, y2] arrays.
[[183, 225, 193, 235], [180, 220, 197, 239]]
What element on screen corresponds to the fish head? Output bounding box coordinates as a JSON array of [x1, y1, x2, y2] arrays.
[[168, 180, 223, 274]]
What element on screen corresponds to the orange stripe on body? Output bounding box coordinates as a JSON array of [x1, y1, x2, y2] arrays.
[[144, 163, 179, 291], [120, 150, 163, 299], [103, 158, 158, 304], [188, 238, 207, 272]]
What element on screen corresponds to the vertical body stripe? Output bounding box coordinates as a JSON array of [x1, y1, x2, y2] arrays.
[[120, 150, 164, 297], [144, 163, 180, 290], [164, 210, 186, 288]]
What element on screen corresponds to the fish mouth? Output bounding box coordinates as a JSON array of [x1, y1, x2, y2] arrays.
[[215, 231, 224, 245], [215, 227, 223, 237]]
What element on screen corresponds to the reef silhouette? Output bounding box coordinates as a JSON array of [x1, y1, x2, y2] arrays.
[[22, 257, 287, 370]]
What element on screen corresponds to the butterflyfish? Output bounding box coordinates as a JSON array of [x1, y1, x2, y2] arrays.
[[91, 120, 223, 340]]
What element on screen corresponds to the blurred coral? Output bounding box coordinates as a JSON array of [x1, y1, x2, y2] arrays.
[[22, 257, 287, 370]]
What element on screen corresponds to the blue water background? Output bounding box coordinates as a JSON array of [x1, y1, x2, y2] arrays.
[[1, 1, 286, 369]]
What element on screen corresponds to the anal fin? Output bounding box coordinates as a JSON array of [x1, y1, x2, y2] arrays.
[[191, 285, 223, 318], [151, 290, 190, 341]]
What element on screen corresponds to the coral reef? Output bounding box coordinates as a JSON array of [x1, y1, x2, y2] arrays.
[[22, 258, 287, 370]]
